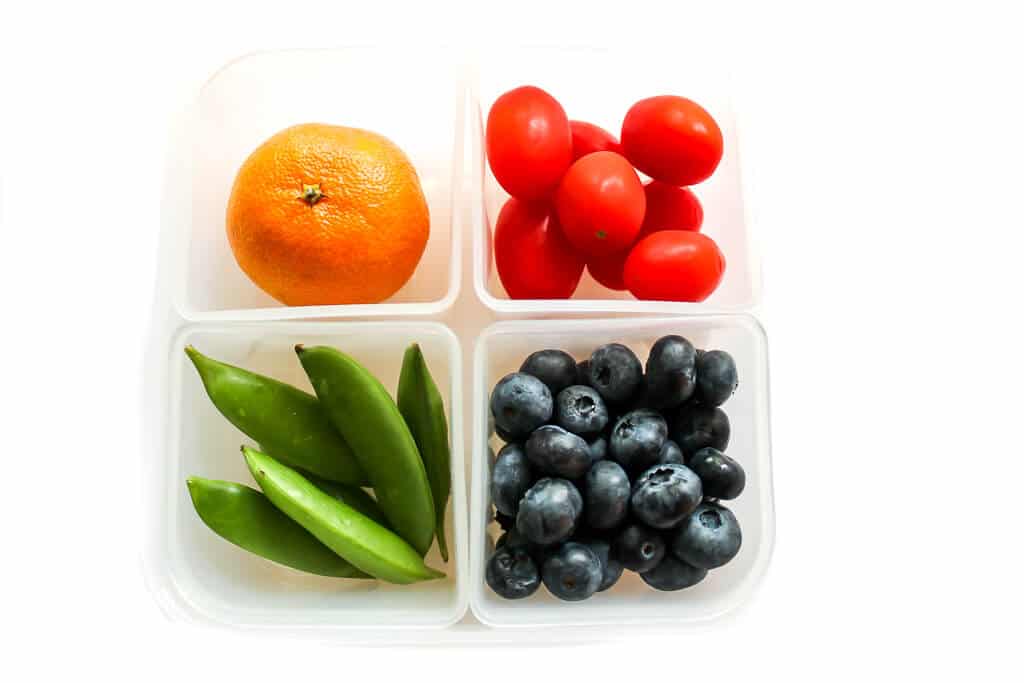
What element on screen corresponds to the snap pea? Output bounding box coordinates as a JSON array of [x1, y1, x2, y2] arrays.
[[397, 343, 452, 562], [300, 472, 390, 528], [186, 476, 369, 578], [243, 447, 444, 584], [185, 346, 367, 485], [296, 345, 436, 556]]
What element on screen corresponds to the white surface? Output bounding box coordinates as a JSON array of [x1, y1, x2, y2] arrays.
[[470, 317, 772, 627], [2, 0, 1023, 679]]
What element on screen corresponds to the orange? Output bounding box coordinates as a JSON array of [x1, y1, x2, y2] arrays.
[[226, 123, 430, 306]]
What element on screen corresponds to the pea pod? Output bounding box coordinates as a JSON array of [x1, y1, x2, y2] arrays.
[[296, 345, 436, 556], [301, 472, 390, 528], [243, 447, 444, 584], [397, 343, 452, 562], [185, 346, 367, 485], [186, 476, 369, 578]]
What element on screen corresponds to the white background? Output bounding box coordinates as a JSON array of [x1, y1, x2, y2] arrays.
[[2, 0, 1022, 679]]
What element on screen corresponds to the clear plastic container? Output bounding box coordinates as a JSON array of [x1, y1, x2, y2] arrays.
[[470, 316, 773, 627], [149, 321, 467, 631], [169, 48, 464, 322], [469, 47, 761, 316]]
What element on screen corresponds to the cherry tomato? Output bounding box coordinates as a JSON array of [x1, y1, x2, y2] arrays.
[[640, 181, 704, 236], [570, 120, 622, 160], [493, 197, 584, 299], [554, 151, 646, 257], [586, 252, 629, 291], [621, 96, 723, 185], [623, 230, 725, 302], [486, 86, 573, 200]]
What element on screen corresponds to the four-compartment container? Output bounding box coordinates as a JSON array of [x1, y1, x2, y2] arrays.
[[143, 47, 773, 642]]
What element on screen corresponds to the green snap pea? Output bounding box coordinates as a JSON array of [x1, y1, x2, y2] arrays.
[[397, 343, 452, 562], [186, 476, 369, 578], [185, 346, 367, 486], [243, 447, 444, 584], [300, 472, 390, 528], [296, 344, 436, 556]]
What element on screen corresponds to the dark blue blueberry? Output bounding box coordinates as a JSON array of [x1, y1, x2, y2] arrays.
[[630, 464, 703, 529], [610, 409, 668, 473], [584, 460, 630, 530], [555, 385, 609, 436], [486, 546, 541, 600], [493, 510, 515, 532], [493, 422, 517, 444], [490, 443, 534, 516], [695, 350, 738, 407], [520, 349, 578, 398], [688, 447, 746, 500], [495, 528, 528, 551], [579, 538, 623, 592], [515, 478, 583, 546], [670, 404, 730, 456], [541, 542, 603, 601], [645, 335, 697, 410], [589, 343, 643, 404], [671, 502, 742, 569], [490, 372, 553, 440], [526, 425, 591, 479], [587, 435, 608, 465], [613, 523, 666, 573], [576, 359, 593, 387], [640, 555, 708, 591], [658, 439, 686, 466]]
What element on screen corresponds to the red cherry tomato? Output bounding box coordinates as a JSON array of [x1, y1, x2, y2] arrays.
[[623, 230, 725, 302], [569, 120, 622, 160], [640, 181, 704, 236], [586, 252, 629, 291], [486, 86, 573, 200], [494, 197, 584, 299], [621, 96, 723, 185], [554, 151, 646, 257]]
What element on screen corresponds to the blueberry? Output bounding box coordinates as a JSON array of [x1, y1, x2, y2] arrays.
[[610, 409, 668, 473], [555, 385, 609, 436], [520, 349, 578, 397], [525, 425, 591, 479], [516, 478, 583, 546], [640, 555, 708, 591], [579, 538, 623, 592], [495, 528, 529, 551], [486, 546, 541, 600], [490, 372, 553, 440], [589, 343, 643, 404], [658, 439, 686, 466], [630, 464, 703, 529], [494, 422, 517, 444], [645, 335, 697, 410], [695, 350, 738, 407], [576, 359, 593, 387], [688, 447, 746, 500], [587, 435, 608, 465], [671, 502, 742, 569], [670, 404, 730, 456], [490, 443, 533, 516], [584, 460, 630, 529], [541, 542, 603, 601], [613, 523, 666, 573]]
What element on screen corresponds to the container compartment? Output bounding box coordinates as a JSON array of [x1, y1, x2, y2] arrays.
[[156, 321, 467, 630], [172, 48, 463, 321], [470, 316, 772, 627], [470, 48, 759, 316]]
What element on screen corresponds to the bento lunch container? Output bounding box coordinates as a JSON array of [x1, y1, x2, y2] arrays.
[[144, 47, 774, 643]]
